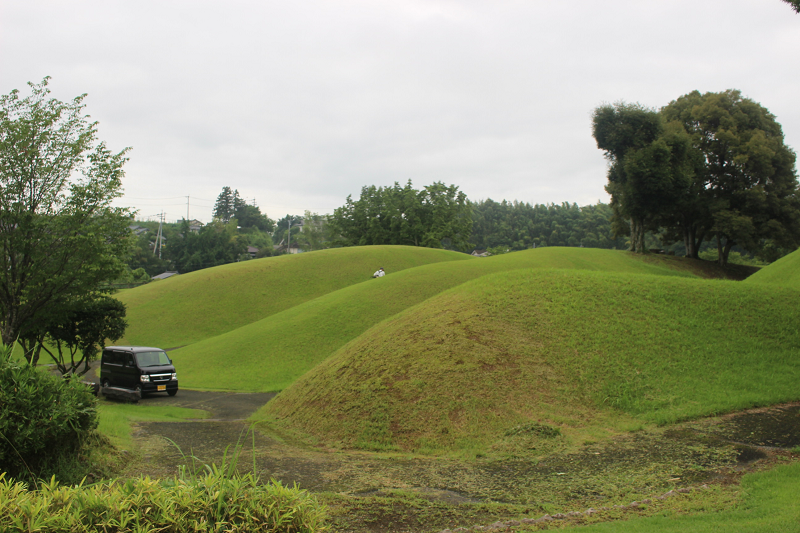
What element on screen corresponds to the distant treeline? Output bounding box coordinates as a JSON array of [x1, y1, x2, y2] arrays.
[[470, 200, 629, 252]]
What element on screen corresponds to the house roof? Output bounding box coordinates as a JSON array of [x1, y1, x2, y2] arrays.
[[151, 271, 179, 280]]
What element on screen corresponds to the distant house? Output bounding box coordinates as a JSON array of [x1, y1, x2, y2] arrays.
[[471, 249, 490, 257], [273, 239, 302, 254], [188, 219, 204, 233], [151, 271, 179, 280], [247, 246, 259, 258], [129, 224, 148, 236]]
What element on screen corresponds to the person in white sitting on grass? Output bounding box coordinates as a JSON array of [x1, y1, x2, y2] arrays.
[[373, 267, 385, 278]]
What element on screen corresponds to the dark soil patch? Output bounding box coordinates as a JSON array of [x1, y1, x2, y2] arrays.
[[704, 403, 800, 448], [122, 394, 799, 532]]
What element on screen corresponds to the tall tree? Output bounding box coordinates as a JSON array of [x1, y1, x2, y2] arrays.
[[0, 79, 131, 362], [592, 103, 674, 253], [661, 90, 800, 265], [213, 186, 235, 222]]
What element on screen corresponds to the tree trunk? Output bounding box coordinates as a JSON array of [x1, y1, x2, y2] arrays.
[[18, 335, 43, 366], [630, 218, 646, 254], [683, 223, 704, 259], [721, 239, 734, 267]]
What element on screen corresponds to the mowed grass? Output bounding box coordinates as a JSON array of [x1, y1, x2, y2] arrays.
[[168, 248, 700, 392], [559, 462, 800, 532], [115, 245, 471, 349], [258, 268, 800, 455], [744, 247, 800, 288]]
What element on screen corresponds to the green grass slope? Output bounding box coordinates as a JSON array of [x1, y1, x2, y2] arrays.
[[259, 268, 800, 455], [115, 246, 471, 349], [170, 248, 700, 391], [744, 248, 800, 288]]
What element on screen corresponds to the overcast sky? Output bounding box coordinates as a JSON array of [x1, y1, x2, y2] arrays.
[[2, 1, 798, 223]]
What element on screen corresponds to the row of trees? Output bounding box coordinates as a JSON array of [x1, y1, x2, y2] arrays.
[[592, 90, 799, 265], [470, 200, 629, 252]]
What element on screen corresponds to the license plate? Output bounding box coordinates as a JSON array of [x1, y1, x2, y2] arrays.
[[157, 385, 166, 391]]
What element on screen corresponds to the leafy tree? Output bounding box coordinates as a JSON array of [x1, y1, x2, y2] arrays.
[[273, 214, 303, 249], [661, 90, 800, 265], [331, 181, 472, 251], [0, 78, 131, 363], [41, 295, 127, 376], [592, 102, 693, 253], [234, 203, 274, 232], [292, 211, 331, 251], [214, 187, 274, 231], [126, 231, 172, 276], [169, 219, 245, 273]]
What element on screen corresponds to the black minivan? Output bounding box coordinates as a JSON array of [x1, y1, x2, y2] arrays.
[[100, 346, 178, 397]]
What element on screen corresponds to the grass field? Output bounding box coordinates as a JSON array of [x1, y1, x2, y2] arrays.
[[106, 245, 800, 532], [744, 247, 800, 288], [258, 268, 800, 455], [162, 247, 705, 391], [115, 245, 471, 349]]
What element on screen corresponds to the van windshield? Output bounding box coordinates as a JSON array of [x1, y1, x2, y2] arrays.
[[135, 351, 171, 367]]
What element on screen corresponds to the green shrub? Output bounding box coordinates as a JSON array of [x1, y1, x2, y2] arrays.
[[0, 470, 326, 533], [0, 346, 98, 483]]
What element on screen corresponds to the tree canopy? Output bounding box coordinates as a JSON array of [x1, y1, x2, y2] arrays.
[[0, 78, 131, 362], [661, 90, 800, 265], [213, 186, 274, 231], [330, 181, 473, 251], [41, 295, 127, 376], [591, 103, 695, 253], [470, 200, 629, 252], [593, 92, 799, 265]]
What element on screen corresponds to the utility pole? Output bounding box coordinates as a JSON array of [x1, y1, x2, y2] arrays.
[[153, 212, 164, 258], [287, 217, 297, 253], [186, 196, 190, 221]]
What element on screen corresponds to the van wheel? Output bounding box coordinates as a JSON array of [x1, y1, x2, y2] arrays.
[[134, 385, 143, 399], [102, 379, 110, 389], [167, 389, 177, 397]]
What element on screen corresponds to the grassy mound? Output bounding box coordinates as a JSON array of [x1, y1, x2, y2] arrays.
[[169, 248, 702, 391], [115, 246, 471, 349], [258, 269, 800, 455], [744, 248, 800, 288]]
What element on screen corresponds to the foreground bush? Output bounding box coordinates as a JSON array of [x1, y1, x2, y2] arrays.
[[0, 470, 326, 533], [0, 346, 98, 482]]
